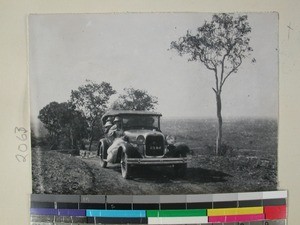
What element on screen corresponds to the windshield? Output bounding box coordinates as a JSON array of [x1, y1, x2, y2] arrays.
[[122, 115, 160, 130]]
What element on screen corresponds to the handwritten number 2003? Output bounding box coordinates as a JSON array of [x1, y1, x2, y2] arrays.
[[15, 127, 28, 162]]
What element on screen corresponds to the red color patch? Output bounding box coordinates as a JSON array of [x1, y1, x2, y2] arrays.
[[264, 205, 287, 219]]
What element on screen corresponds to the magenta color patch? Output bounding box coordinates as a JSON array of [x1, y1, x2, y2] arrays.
[[209, 214, 265, 223]]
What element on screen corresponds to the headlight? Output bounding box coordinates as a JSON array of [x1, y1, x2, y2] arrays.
[[136, 135, 145, 144], [166, 135, 176, 145], [123, 135, 129, 142]]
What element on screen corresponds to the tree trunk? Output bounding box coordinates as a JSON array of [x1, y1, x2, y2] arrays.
[[88, 134, 93, 151], [215, 92, 223, 155], [88, 123, 95, 151], [70, 129, 74, 149]]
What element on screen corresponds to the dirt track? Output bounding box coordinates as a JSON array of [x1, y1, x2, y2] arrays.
[[32, 147, 276, 195], [80, 157, 226, 195], [32, 148, 232, 195]]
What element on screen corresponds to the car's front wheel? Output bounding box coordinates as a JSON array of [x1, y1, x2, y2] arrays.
[[99, 144, 107, 168], [120, 152, 131, 179]]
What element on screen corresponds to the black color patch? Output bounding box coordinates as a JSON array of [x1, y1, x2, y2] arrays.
[[263, 199, 286, 206], [106, 203, 132, 210], [160, 203, 186, 209], [79, 203, 105, 209], [57, 202, 78, 209], [31, 201, 55, 208], [238, 200, 262, 207], [133, 203, 159, 210], [213, 201, 238, 208], [187, 202, 213, 209]]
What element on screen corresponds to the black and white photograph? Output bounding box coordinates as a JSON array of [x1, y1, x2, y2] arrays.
[[30, 13, 278, 195]]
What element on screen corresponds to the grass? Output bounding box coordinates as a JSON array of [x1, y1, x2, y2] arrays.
[[161, 117, 278, 192], [161, 117, 277, 156]]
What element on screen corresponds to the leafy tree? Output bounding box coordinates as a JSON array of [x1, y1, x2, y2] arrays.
[[171, 13, 254, 155], [38, 101, 65, 148], [112, 87, 158, 111], [70, 80, 116, 150], [61, 103, 88, 149], [38, 101, 88, 149]]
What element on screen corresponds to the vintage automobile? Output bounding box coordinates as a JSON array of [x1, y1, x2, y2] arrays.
[[97, 110, 190, 179]]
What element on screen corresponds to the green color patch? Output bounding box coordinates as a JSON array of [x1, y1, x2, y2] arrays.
[[146, 209, 207, 217]]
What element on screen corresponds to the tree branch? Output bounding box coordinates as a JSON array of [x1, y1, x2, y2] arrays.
[[198, 54, 216, 71], [220, 41, 237, 86], [221, 55, 242, 88], [220, 53, 228, 90], [204, 62, 216, 71]]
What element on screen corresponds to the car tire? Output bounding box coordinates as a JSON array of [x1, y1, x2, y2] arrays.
[[121, 152, 131, 179], [99, 144, 107, 168], [174, 163, 187, 178]]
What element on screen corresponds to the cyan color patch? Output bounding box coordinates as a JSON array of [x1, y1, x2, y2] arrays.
[[86, 209, 146, 218]]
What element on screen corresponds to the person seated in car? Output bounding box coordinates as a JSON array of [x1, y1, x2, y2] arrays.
[[108, 116, 123, 139], [106, 116, 125, 163], [103, 120, 113, 134]]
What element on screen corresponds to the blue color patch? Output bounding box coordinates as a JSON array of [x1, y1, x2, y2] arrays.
[[86, 210, 146, 218], [30, 208, 58, 215], [57, 209, 86, 216]]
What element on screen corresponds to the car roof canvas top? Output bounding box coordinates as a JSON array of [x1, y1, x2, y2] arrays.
[[101, 110, 162, 122]]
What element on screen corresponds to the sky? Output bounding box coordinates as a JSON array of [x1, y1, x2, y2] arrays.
[[29, 13, 278, 122]]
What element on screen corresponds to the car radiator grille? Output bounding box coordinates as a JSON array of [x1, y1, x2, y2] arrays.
[[145, 135, 164, 156]]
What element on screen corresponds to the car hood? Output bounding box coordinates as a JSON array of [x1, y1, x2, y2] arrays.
[[124, 129, 164, 143]]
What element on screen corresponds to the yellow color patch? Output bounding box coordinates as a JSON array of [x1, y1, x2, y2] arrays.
[[207, 207, 263, 216]]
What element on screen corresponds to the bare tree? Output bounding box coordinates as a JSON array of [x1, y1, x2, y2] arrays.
[[171, 13, 254, 155]]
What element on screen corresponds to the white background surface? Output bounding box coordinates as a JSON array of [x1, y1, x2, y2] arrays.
[[0, 0, 299, 224]]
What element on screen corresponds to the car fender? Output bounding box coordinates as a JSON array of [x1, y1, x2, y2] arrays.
[[98, 138, 110, 158], [174, 142, 190, 156], [167, 142, 190, 157], [116, 142, 141, 163]]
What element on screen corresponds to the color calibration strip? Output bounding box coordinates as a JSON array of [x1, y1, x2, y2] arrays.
[[30, 191, 287, 224]]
